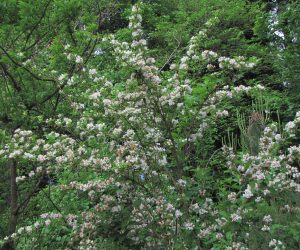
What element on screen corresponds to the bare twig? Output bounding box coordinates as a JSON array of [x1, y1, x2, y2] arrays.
[[159, 44, 180, 73]]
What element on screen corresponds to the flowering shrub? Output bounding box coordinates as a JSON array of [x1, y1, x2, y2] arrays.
[[0, 3, 299, 250]]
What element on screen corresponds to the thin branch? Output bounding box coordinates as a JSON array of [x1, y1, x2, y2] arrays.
[[159, 43, 180, 73], [24, 0, 53, 49], [0, 63, 22, 92], [205, 148, 221, 168], [0, 45, 56, 83], [41, 188, 68, 224], [16, 175, 45, 214]]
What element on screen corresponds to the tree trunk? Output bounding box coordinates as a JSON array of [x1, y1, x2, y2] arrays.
[[5, 160, 18, 250]]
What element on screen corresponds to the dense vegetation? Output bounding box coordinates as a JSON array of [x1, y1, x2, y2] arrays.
[[0, 0, 299, 249]]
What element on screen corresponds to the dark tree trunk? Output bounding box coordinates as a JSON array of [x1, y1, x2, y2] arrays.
[[5, 160, 18, 250]]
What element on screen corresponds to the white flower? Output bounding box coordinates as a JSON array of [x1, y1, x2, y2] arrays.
[[94, 48, 104, 55], [111, 205, 121, 213], [285, 121, 296, 132], [216, 110, 229, 117], [228, 192, 237, 202], [179, 63, 188, 70], [261, 225, 270, 231], [170, 63, 177, 70], [237, 165, 245, 172], [132, 5, 138, 12], [58, 74, 66, 81], [247, 62, 255, 68], [229, 59, 236, 65], [255, 196, 262, 203], [25, 226, 32, 233], [75, 55, 83, 63], [166, 203, 174, 211], [89, 69, 97, 75], [243, 185, 253, 199], [158, 156, 167, 166], [17, 227, 24, 234], [16, 176, 25, 183], [207, 64, 215, 70], [89, 91, 101, 100], [24, 152, 34, 159], [231, 213, 242, 222], [177, 179, 186, 187], [132, 31, 139, 37], [45, 219, 51, 226], [263, 215, 272, 223], [34, 222, 40, 228], [175, 210, 183, 218], [140, 39, 147, 46], [37, 155, 46, 162], [269, 239, 283, 248], [103, 99, 112, 106], [274, 134, 282, 142], [216, 233, 223, 240], [183, 222, 195, 230], [146, 58, 155, 64]]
